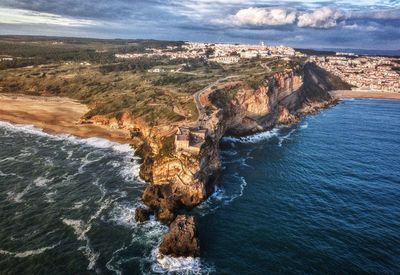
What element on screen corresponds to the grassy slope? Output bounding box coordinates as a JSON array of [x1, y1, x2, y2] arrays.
[[0, 36, 298, 127]]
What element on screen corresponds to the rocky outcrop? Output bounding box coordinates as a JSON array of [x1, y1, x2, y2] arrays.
[[159, 215, 200, 257], [135, 207, 151, 223], [83, 62, 350, 258]]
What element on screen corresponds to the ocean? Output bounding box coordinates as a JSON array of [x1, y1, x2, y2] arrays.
[[1, 99, 400, 274]]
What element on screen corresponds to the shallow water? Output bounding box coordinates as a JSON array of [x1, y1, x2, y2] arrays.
[[1, 99, 400, 274]]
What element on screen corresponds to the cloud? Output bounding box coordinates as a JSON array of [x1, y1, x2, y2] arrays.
[[215, 7, 347, 28], [297, 7, 345, 28], [227, 7, 297, 26], [0, 7, 97, 26]]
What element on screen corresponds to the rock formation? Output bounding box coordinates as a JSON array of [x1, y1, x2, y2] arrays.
[[134, 207, 151, 223], [83, 62, 351, 258], [159, 215, 200, 257]]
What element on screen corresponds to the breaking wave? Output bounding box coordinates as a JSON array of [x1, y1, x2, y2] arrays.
[[0, 121, 133, 154], [222, 128, 280, 144]]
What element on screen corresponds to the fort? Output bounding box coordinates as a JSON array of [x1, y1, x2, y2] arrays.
[[174, 127, 207, 153]]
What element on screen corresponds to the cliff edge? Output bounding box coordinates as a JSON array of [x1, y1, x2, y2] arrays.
[[87, 62, 350, 258]]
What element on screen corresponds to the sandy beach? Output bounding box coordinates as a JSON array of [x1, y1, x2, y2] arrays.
[[330, 90, 400, 100], [0, 93, 132, 144]]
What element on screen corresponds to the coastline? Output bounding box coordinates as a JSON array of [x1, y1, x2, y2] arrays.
[[0, 93, 132, 144], [329, 90, 400, 100]]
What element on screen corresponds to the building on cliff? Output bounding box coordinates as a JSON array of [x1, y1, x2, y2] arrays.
[[175, 127, 207, 153]]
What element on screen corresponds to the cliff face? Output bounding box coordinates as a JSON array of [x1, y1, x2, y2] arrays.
[[135, 63, 349, 223], [85, 62, 349, 257]]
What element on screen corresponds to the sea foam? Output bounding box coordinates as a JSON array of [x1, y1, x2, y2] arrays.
[[0, 242, 60, 258], [223, 127, 280, 144]]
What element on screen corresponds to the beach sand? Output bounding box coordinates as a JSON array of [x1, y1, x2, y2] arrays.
[[0, 93, 131, 144], [330, 90, 400, 100]]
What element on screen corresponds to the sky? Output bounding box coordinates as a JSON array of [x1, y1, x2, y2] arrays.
[[0, 0, 399, 50]]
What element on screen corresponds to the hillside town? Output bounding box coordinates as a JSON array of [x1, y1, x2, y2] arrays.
[[311, 55, 400, 93], [115, 42, 299, 63]]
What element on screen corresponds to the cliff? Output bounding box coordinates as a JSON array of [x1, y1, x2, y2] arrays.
[[85, 62, 350, 257]]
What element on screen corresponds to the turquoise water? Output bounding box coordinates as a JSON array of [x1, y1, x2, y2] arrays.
[[1, 99, 400, 274]]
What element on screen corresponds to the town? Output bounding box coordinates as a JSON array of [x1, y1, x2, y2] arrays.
[[311, 55, 400, 93], [115, 42, 299, 64]]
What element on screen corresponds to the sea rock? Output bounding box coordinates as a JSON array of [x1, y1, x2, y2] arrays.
[[142, 184, 180, 223], [278, 105, 298, 124], [159, 215, 200, 257], [135, 207, 150, 223], [156, 198, 176, 223]]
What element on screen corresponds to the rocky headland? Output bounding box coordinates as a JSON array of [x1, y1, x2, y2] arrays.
[[83, 62, 350, 258]]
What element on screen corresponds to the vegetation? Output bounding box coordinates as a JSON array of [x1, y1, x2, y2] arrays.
[[0, 36, 304, 127]]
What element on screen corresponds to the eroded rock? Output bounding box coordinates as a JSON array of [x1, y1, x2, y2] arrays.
[[135, 207, 151, 223], [159, 215, 200, 257]]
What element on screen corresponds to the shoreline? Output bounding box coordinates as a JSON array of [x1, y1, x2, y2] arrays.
[[0, 93, 132, 144], [329, 90, 400, 100]]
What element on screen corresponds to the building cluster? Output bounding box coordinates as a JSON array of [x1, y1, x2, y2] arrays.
[[175, 127, 207, 154], [115, 42, 299, 64], [186, 42, 297, 64], [310, 55, 400, 93], [0, 56, 13, 61]]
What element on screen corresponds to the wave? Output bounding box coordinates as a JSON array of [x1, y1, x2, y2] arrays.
[[222, 128, 280, 144], [62, 198, 114, 271], [278, 129, 296, 147], [107, 201, 139, 228], [150, 248, 212, 274], [0, 242, 60, 258], [0, 121, 133, 154], [196, 174, 248, 216]]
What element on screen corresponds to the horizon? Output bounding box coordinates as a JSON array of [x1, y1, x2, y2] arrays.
[[1, 34, 399, 55], [0, 1, 399, 50]]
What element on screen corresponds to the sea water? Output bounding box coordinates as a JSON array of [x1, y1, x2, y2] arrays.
[[1, 99, 399, 274]]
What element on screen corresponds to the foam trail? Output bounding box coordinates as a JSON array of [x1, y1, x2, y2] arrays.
[[278, 129, 296, 147], [0, 242, 60, 258]]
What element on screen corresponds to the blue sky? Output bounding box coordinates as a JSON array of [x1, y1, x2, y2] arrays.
[[0, 0, 399, 49]]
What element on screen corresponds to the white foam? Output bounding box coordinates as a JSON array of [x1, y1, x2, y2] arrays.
[[0, 242, 60, 258], [34, 176, 53, 187], [63, 218, 100, 270], [223, 128, 280, 144], [0, 121, 134, 154], [151, 248, 205, 274], [9, 183, 33, 203], [71, 199, 90, 209], [278, 129, 296, 147], [196, 174, 248, 216], [62, 219, 86, 240], [62, 198, 113, 270], [0, 170, 24, 179], [300, 122, 308, 129], [108, 202, 138, 228], [44, 190, 57, 203]]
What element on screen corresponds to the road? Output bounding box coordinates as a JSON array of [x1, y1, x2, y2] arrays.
[[193, 75, 240, 127]]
